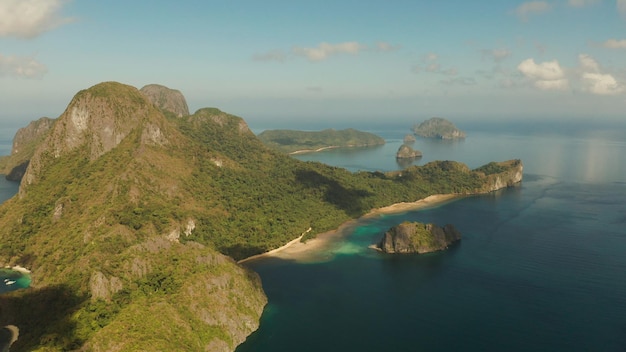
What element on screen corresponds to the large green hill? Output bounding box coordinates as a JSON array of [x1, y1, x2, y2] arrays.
[[0, 82, 521, 351]]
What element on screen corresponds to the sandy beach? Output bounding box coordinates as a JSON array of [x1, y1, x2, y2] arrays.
[[239, 193, 461, 263]]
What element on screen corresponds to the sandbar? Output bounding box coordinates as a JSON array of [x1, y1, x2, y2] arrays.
[[238, 193, 461, 264]]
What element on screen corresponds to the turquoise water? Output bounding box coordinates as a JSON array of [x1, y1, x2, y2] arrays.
[[0, 268, 31, 294], [238, 122, 626, 351]]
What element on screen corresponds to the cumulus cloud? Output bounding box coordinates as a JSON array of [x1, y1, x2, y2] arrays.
[[0, 0, 73, 39], [568, 0, 600, 7], [0, 54, 48, 78], [619, 0, 626, 19], [601, 38, 626, 48], [517, 58, 569, 90], [579, 54, 600, 72], [578, 54, 624, 95], [514, 1, 552, 21], [582, 73, 624, 94], [292, 42, 364, 61]]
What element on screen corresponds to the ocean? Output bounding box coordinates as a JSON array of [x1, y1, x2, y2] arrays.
[[1, 121, 625, 350], [237, 120, 626, 352]]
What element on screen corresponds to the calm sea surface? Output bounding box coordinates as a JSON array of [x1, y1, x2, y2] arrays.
[[1, 122, 625, 350], [238, 121, 626, 352]]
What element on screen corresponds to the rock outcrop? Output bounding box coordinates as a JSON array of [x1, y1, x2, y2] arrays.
[[396, 144, 422, 159], [377, 221, 461, 254], [140, 84, 189, 117], [475, 159, 523, 193], [0, 117, 54, 181], [412, 117, 466, 139], [403, 134, 416, 143]]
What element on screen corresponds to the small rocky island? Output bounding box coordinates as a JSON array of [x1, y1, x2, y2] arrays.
[[376, 221, 461, 254], [396, 144, 422, 159], [403, 134, 416, 143], [412, 117, 466, 140]]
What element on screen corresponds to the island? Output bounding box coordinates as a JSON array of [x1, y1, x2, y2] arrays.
[[257, 128, 385, 154], [412, 117, 466, 139], [403, 134, 416, 143], [376, 221, 461, 254], [396, 144, 422, 159]]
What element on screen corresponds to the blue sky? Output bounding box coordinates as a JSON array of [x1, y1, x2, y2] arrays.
[[1, 0, 625, 126]]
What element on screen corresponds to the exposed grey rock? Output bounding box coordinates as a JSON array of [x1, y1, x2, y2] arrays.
[[396, 144, 422, 159], [140, 84, 189, 117]]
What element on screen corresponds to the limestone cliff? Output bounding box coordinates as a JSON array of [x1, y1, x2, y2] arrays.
[[0, 82, 266, 351], [474, 159, 523, 193], [378, 222, 461, 254], [0, 117, 54, 181], [140, 84, 190, 117]]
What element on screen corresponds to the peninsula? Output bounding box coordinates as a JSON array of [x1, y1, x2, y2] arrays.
[[257, 128, 385, 154]]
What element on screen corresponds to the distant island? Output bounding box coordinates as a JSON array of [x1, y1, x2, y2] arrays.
[[376, 221, 461, 254], [257, 128, 385, 154], [396, 144, 422, 159], [412, 117, 466, 139]]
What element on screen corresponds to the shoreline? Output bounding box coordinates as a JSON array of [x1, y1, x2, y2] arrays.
[[288, 142, 385, 155], [238, 193, 461, 263]]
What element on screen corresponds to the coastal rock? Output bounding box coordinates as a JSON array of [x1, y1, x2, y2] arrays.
[[412, 117, 466, 139], [140, 84, 190, 117], [403, 134, 416, 143], [475, 159, 523, 193], [396, 144, 422, 159], [0, 117, 54, 181], [377, 221, 461, 254]]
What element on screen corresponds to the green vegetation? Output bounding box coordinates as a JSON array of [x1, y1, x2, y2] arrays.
[[412, 117, 466, 139], [0, 82, 521, 351], [257, 128, 385, 154]]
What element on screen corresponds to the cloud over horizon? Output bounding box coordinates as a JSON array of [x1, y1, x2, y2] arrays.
[[568, 0, 600, 7], [517, 58, 569, 90], [292, 42, 364, 62], [0, 55, 48, 78], [578, 54, 624, 95], [0, 0, 73, 39]]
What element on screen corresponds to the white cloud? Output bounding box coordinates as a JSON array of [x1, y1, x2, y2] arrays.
[[0, 0, 73, 39], [517, 58, 569, 90], [292, 42, 364, 62], [0, 54, 48, 78], [514, 1, 552, 21], [582, 73, 624, 95], [579, 54, 600, 72], [578, 53, 624, 95], [568, 0, 600, 7], [602, 38, 626, 48], [619, 0, 626, 19]]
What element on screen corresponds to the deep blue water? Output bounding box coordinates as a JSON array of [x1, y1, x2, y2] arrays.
[[238, 122, 626, 352]]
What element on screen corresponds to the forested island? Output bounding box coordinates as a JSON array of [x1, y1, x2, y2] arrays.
[[376, 221, 461, 254], [0, 82, 522, 351], [257, 128, 385, 154], [412, 117, 466, 139]]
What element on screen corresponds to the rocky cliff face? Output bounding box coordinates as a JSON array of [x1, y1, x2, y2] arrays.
[[378, 222, 461, 254], [140, 84, 190, 117], [0, 82, 266, 351], [476, 159, 523, 193], [0, 117, 54, 181]]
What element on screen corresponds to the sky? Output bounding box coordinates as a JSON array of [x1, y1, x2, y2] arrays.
[[1, 0, 625, 127]]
